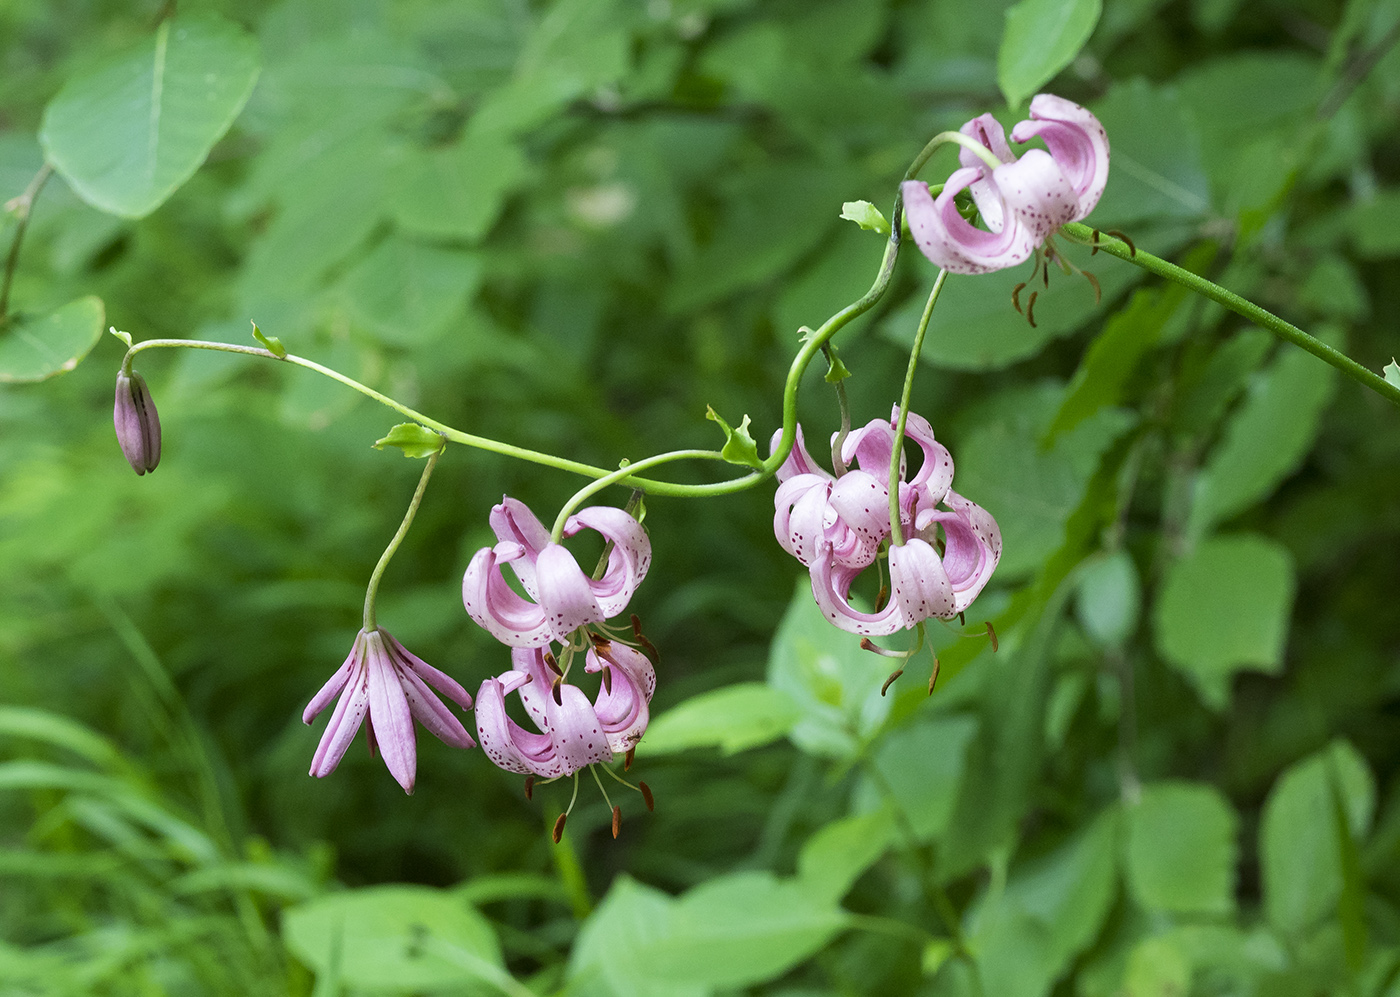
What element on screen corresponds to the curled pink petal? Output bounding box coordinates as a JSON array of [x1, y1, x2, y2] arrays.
[[809, 554, 904, 637], [992, 150, 1080, 241], [828, 470, 891, 549], [1011, 94, 1109, 220], [903, 175, 1039, 275], [565, 506, 651, 618], [586, 642, 655, 753], [959, 112, 1017, 232], [915, 490, 1003, 613], [888, 538, 957, 622], [535, 544, 606, 640], [771, 425, 833, 483], [462, 546, 553, 647], [488, 498, 551, 598]]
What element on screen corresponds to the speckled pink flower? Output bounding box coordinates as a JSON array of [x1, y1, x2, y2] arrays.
[[303, 628, 475, 794], [475, 642, 655, 778], [463, 498, 651, 647], [903, 94, 1109, 275]]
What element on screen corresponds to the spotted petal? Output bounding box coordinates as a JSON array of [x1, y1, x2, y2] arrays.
[[1011, 94, 1109, 221], [564, 506, 652, 619], [488, 497, 551, 598], [462, 543, 553, 647], [586, 641, 655, 753], [903, 174, 1040, 275]]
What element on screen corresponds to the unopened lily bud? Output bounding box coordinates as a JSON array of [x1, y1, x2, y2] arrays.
[[113, 369, 161, 475]]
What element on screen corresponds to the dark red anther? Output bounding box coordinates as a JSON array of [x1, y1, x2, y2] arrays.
[[985, 621, 998, 653], [1084, 270, 1102, 305], [524, 776, 535, 800], [1107, 229, 1136, 257], [875, 584, 889, 612], [639, 781, 654, 812], [624, 747, 635, 771], [958, 611, 966, 626], [552, 812, 567, 843], [928, 656, 942, 696], [611, 805, 621, 839], [631, 614, 660, 666], [881, 669, 904, 696], [601, 665, 613, 696], [544, 651, 563, 676], [1012, 282, 1026, 314], [551, 677, 564, 706], [1091, 229, 1101, 255], [588, 631, 611, 652], [1026, 291, 1038, 328]]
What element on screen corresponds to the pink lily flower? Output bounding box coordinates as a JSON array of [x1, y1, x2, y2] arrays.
[[463, 498, 651, 647], [475, 643, 655, 778], [810, 489, 1002, 636], [303, 628, 475, 794], [903, 94, 1109, 274]]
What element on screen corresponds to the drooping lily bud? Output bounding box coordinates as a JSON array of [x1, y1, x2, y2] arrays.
[[113, 369, 161, 475]]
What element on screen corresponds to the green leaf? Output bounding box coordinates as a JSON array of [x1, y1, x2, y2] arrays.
[[0, 296, 104, 383], [373, 423, 445, 459], [998, 0, 1103, 108], [1075, 550, 1141, 651], [0, 706, 127, 773], [840, 200, 890, 234], [705, 406, 764, 469], [391, 134, 529, 242], [639, 682, 800, 756], [340, 238, 484, 347], [250, 321, 286, 359], [1384, 359, 1400, 389], [1126, 781, 1238, 915], [797, 809, 897, 905], [282, 886, 505, 993], [852, 715, 980, 842], [1260, 740, 1375, 936], [766, 577, 894, 759], [39, 16, 260, 218], [1187, 339, 1337, 538], [1153, 533, 1295, 708]]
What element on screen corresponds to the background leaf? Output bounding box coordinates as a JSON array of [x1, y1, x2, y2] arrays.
[[0, 296, 104, 383], [998, 0, 1103, 108]]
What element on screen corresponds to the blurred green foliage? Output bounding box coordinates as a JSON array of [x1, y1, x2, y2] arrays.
[[1, 0, 1399, 994]]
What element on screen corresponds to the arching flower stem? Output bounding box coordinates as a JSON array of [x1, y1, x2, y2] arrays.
[[363, 445, 443, 631], [1061, 222, 1400, 408], [888, 270, 949, 546]]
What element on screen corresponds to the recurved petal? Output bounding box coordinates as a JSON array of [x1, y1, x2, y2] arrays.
[[809, 552, 904, 636], [565, 506, 651, 618], [308, 659, 370, 779], [992, 150, 1079, 241], [771, 424, 832, 482], [488, 497, 551, 598], [903, 175, 1038, 276], [828, 470, 892, 548], [543, 682, 614, 776], [1012, 94, 1109, 220], [585, 644, 652, 753], [462, 546, 553, 647], [383, 631, 473, 710], [888, 538, 957, 622], [898, 409, 955, 506], [959, 112, 1017, 232], [774, 474, 834, 566], [475, 676, 549, 775], [534, 544, 604, 640], [841, 416, 900, 480], [365, 631, 418, 793], [303, 630, 366, 723]]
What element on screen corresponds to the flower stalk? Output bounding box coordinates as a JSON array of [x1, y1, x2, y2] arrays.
[[364, 444, 443, 631]]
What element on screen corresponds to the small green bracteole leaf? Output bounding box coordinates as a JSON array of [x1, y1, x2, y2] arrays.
[[0, 296, 105, 383], [840, 200, 890, 235], [108, 326, 133, 349], [374, 423, 446, 459], [1384, 359, 1400, 389], [250, 321, 286, 358], [705, 406, 764, 469], [823, 342, 852, 384]]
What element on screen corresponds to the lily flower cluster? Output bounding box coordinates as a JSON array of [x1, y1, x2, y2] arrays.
[[903, 94, 1108, 275], [773, 407, 1001, 636]]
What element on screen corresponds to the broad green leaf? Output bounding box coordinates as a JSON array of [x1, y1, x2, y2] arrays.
[[1260, 740, 1375, 936], [969, 807, 1120, 997], [1153, 533, 1295, 708], [1348, 188, 1400, 258], [651, 873, 850, 987], [391, 134, 529, 242], [569, 877, 705, 997], [998, 0, 1103, 108], [767, 577, 894, 758], [340, 238, 483, 347], [1075, 550, 1141, 651], [639, 682, 800, 756], [373, 423, 446, 459], [952, 384, 1136, 578], [0, 706, 127, 773], [1187, 340, 1337, 538], [1126, 782, 1238, 915], [1170, 328, 1271, 438], [282, 886, 504, 992], [1089, 80, 1211, 228], [852, 715, 980, 841], [1122, 936, 1192, 997], [40, 16, 260, 218], [797, 809, 897, 905], [0, 296, 104, 383]]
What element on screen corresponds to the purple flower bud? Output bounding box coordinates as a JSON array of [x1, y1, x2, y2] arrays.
[[113, 370, 161, 475]]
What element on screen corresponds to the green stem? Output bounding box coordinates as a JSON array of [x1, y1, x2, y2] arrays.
[[888, 270, 949, 546], [363, 446, 442, 630], [0, 163, 53, 321], [1061, 222, 1400, 408], [550, 449, 720, 541]]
